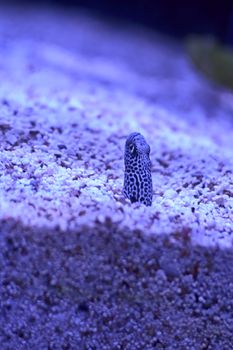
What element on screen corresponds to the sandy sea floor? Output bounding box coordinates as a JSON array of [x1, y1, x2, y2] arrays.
[[0, 5, 233, 349]]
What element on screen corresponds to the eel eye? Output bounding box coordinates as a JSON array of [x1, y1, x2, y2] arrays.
[[129, 144, 135, 153]]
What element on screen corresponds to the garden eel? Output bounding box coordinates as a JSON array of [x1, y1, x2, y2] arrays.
[[123, 132, 153, 206]]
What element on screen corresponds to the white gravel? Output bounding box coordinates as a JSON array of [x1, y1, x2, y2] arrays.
[[0, 33, 232, 247]]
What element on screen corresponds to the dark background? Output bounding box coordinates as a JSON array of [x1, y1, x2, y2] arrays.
[[8, 0, 233, 46]]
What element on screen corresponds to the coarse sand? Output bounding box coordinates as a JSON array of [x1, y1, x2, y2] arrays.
[[0, 5, 233, 349]]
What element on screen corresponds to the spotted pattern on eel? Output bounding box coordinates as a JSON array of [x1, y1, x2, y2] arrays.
[[123, 132, 153, 206]]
